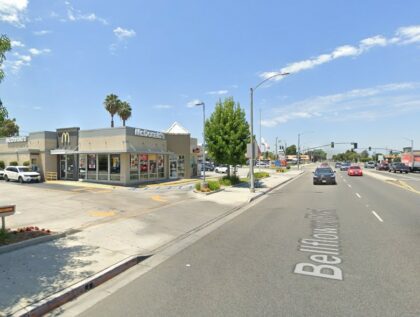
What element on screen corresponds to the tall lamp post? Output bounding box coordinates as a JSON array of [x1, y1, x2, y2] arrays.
[[195, 101, 207, 188], [249, 72, 289, 192], [297, 131, 313, 170]]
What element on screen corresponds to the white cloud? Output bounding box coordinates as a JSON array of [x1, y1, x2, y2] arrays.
[[64, 1, 108, 25], [113, 27, 136, 39], [261, 82, 420, 127], [29, 48, 51, 55], [154, 104, 173, 109], [187, 99, 202, 108], [261, 24, 420, 81], [396, 25, 420, 44], [0, 0, 28, 27], [206, 90, 228, 95], [11, 40, 25, 48], [33, 30, 52, 36]]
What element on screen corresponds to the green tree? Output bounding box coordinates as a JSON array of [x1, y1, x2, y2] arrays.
[[205, 97, 250, 176], [103, 94, 121, 127], [286, 145, 297, 155], [0, 100, 19, 137], [0, 34, 11, 83], [0, 117, 19, 137], [117, 101, 132, 126], [307, 149, 327, 162]]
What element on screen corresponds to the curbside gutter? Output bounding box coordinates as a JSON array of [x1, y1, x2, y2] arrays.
[[0, 229, 79, 256], [13, 255, 151, 317]]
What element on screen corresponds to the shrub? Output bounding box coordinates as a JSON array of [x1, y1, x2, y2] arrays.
[[286, 165, 291, 169], [207, 180, 220, 191], [219, 175, 241, 186], [9, 161, 18, 166], [0, 160, 4, 169], [195, 182, 201, 191], [254, 172, 270, 179], [23, 161, 30, 166]]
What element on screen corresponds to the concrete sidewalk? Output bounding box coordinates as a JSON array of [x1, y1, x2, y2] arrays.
[[0, 170, 303, 316]]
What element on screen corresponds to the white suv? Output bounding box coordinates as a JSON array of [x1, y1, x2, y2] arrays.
[[3, 166, 41, 183]]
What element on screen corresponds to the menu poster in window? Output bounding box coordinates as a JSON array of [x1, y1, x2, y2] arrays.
[[130, 154, 138, 168], [139, 154, 148, 161], [88, 155, 96, 170]]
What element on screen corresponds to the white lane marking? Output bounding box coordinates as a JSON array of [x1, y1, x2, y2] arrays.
[[347, 184, 352, 188], [343, 179, 347, 183], [372, 211, 384, 222], [356, 193, 361, 198]]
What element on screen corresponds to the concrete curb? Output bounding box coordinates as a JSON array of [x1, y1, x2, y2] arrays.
[[13, 254, 150, 317], [193, 188, 225, 196], [0, 229, 79, 255], [247, 171, 305, 203]]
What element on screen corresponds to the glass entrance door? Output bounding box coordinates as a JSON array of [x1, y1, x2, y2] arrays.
[[169, 156, 178, 179], [60, 156, 66, 179], [59, 155, 76, 180]]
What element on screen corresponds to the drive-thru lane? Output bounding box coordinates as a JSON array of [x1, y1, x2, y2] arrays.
[[71, 168, 420, 317]]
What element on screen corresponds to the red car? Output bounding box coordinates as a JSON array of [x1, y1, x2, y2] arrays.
[[348, 166, 363, 176]]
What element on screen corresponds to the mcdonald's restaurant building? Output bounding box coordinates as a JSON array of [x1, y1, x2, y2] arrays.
[[0, 122, 199, 185]]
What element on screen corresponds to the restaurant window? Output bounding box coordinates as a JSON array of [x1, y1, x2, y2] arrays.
[[139, 154, 148, 180], [149, 154, 157, 179], [158, 155, 165, 178], [87, 154, 96, 180], [110, 154, 120, 181], [98, 154, 108, 180], [130, 154, 139, 180], [178, 155, 185, 178], [79, 154, 87, 179]]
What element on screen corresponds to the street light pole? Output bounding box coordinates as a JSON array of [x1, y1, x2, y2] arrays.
[[249, 72, 289, 192], [297, 133, 301, 170], [250, 88, 255, 192], [195, 101, 207, 187]]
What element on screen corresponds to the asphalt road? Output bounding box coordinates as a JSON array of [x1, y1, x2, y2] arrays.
[[76, 167, 420, 317]]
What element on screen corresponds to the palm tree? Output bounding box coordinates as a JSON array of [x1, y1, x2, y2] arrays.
[[103, 94, 121, 127], [118, 101, 132, 127]]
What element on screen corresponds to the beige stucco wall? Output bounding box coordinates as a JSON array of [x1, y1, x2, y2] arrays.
[[165, 133, 192, 178]]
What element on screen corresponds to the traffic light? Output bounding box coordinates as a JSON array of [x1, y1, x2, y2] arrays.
[[331, 142, 334, 148], [353, 142, 358, 149], [368, 146, 372, 151]]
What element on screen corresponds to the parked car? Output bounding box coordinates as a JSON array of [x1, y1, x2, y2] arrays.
[[214, 165, 228, 173], [348, 165, 363, 176], [340, 162, 351, 171], [255, 161, 270, 168], [313, 167, 336, 185], [376, 162, 389, 171], [200, 162, 214, 172], [3, 166, 41, 183], [389, 162, 410, 173], [335, 162, 342, 168], [364, 161, 376, 168]]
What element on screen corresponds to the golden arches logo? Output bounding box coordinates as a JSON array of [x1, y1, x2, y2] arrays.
[[61, 132, 70, 145]]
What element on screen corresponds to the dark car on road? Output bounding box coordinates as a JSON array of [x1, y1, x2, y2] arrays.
[[335, 162, 342, 168], [389, 162, 410, 173], [340, 162, 351, 171], [313, 167, 336, 185], [376, 162, 389, 171]]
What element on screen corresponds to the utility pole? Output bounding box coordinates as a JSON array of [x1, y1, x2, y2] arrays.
[[275, 137, 278, 160], [297, 133, 301, 170]]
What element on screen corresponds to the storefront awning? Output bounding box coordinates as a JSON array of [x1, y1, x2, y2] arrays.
[[50, 149, 78, 155]]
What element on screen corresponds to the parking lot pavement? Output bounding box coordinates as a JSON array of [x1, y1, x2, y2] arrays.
[[0, 181, 194, 232]]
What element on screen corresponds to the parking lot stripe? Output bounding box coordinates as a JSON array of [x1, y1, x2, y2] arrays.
[[372, 210, 384, 222]]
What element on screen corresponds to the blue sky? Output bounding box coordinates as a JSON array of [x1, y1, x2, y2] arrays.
[[1, 0, 419, 155]]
